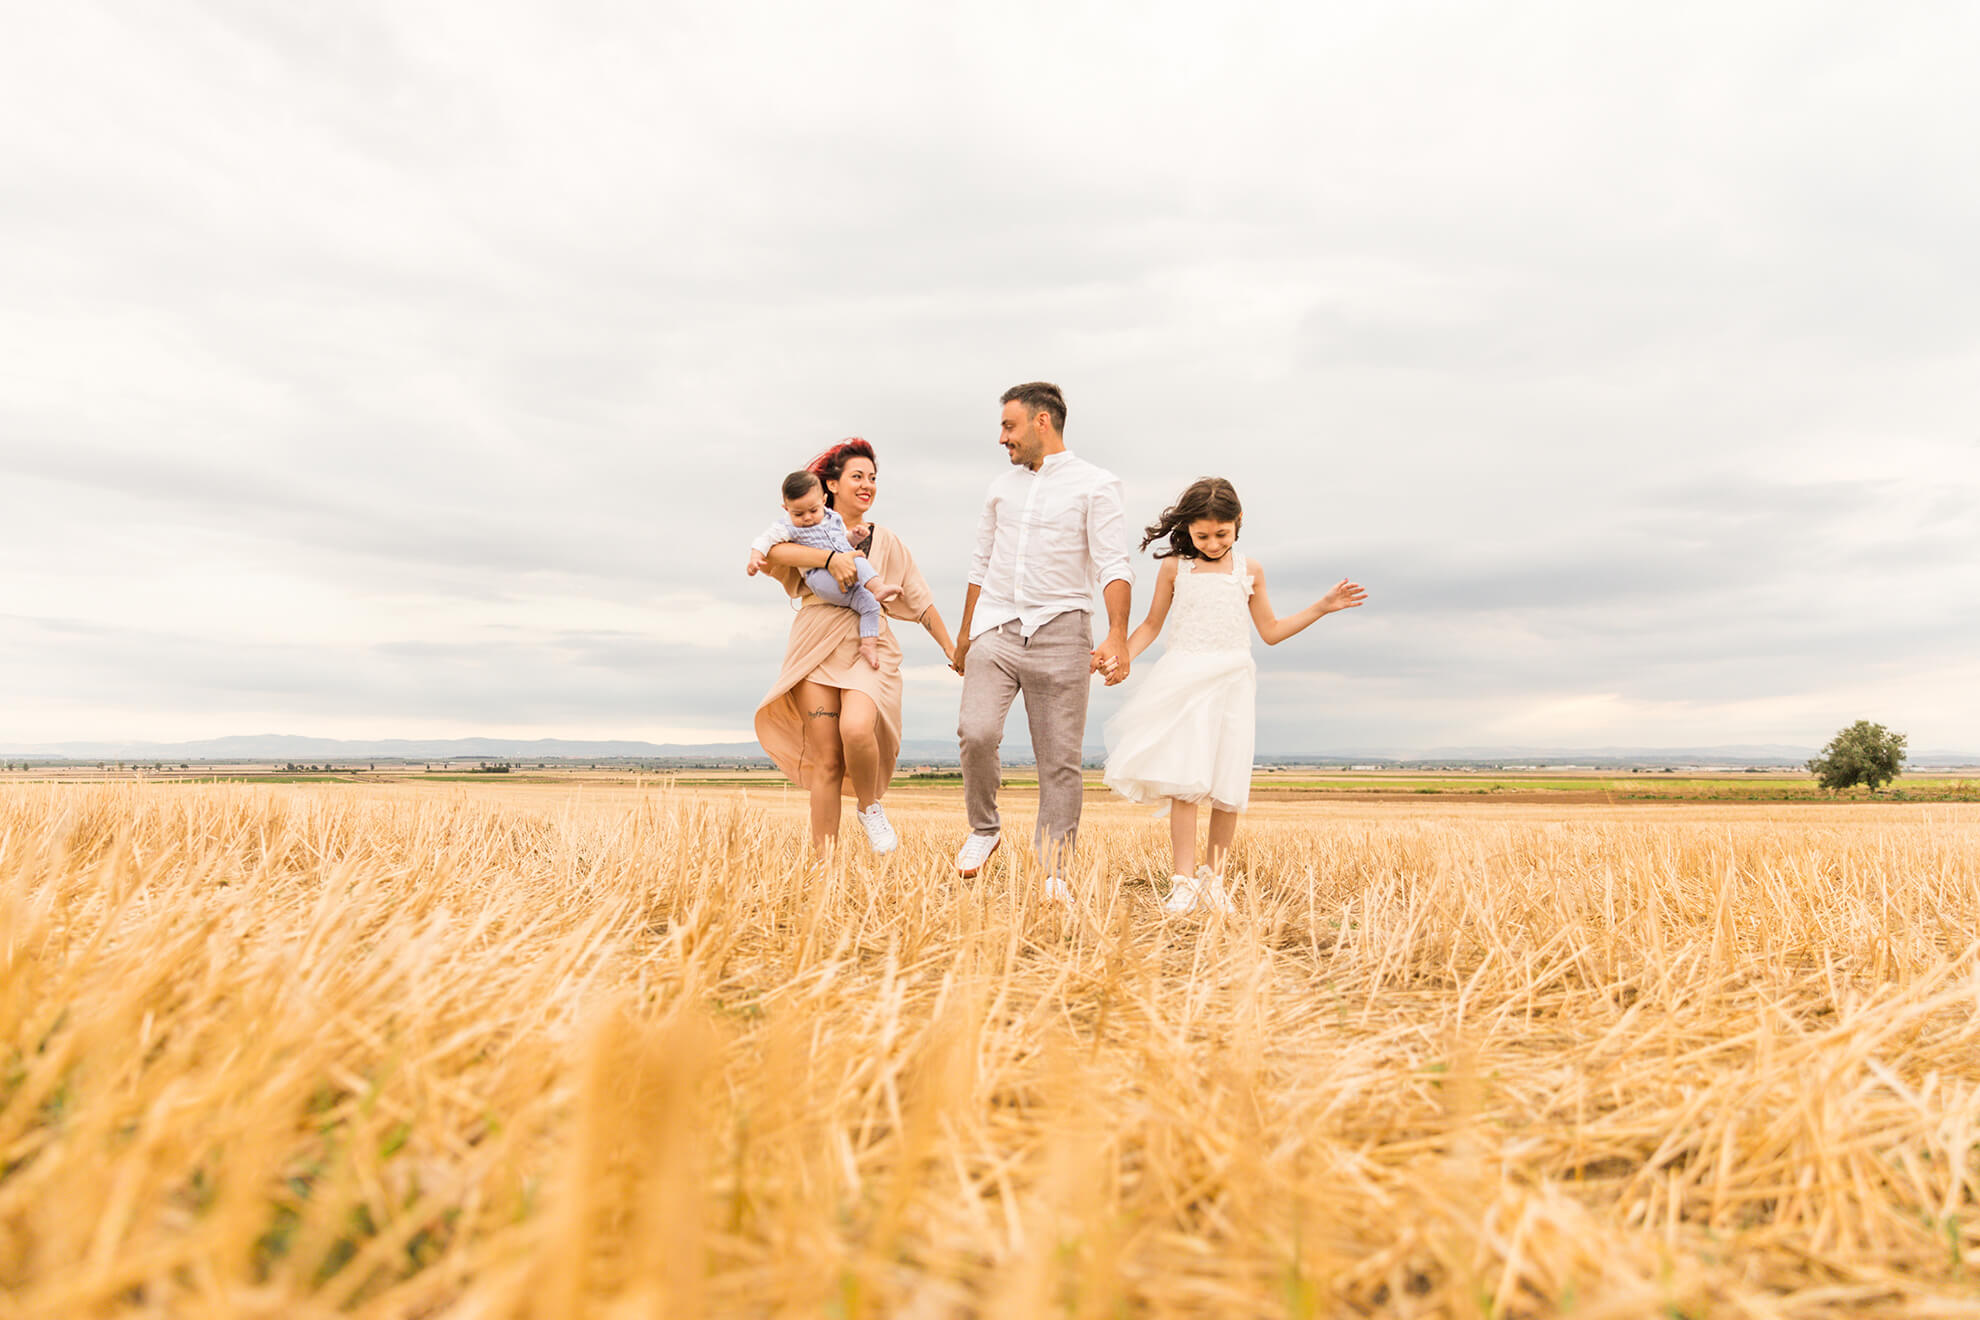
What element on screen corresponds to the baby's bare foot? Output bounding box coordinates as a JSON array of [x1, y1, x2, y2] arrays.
[[870, 579, 902, 603], [860, 636, 880, 669]]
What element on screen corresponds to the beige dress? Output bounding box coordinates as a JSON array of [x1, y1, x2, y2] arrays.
[[754, 525, 934, 797]]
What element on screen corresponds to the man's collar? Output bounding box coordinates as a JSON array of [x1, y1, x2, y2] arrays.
[[1037, 449, 1073, 472]]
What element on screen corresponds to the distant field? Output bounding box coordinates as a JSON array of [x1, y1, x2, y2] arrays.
[[1246, 773, 1980, 803], [3, 779, 1977, 1317], [14, 764, 1973, 804]]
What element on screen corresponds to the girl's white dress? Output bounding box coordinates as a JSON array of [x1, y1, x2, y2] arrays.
[[1103, 552, 1257, 813]]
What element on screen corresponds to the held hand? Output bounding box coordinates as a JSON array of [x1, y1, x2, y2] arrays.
[[827, 553, 859, 590], [1090, 635, 1130, 686], [1319, 578, 1367, 614], [746, 549, 767, 576], [951, 636, 970, 677]]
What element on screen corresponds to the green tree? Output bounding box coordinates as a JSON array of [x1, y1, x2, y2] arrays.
[[1807, 720, 1908, 793]]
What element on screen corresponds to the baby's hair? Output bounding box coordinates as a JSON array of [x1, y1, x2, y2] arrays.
[[781, 470, 822, 501], [1140, 477, 1243, 558]]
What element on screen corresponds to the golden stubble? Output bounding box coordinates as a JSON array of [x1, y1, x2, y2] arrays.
[[0, 781, 1976, 1318]]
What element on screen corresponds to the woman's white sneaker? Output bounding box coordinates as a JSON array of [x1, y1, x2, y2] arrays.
[[1162, 874, 1201, 915], [954, 831, 1000, 877], [858, 803, 898, 855]]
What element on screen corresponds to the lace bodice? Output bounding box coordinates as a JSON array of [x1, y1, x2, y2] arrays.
[[1164, 552, 1254, 655]]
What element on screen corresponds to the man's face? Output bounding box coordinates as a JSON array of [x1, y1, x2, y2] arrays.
[[999, 401, 1047, 470], [784, 488, 826, 527], [1188, 519, 1237, 560]]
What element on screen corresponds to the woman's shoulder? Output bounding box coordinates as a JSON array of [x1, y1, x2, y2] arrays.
[[865, 524, 924, 574], [867, 522, 914, 553]]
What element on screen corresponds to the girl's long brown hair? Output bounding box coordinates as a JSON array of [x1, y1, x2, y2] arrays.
[[1140, 477, 1243, 559]]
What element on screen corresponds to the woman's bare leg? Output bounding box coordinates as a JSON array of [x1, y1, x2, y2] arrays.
[[1206, 807, 1239, 877], [838, 690, 884, 811], [1168, 798, 1198, 876], [793, 679, 845, 848]]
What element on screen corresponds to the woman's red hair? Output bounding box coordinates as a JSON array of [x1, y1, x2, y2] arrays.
[[808, 437, 877, 509]]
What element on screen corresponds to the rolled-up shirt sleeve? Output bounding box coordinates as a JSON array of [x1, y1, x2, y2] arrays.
[[1087, 476, 1135, 588], [967, 488, 998, 586]]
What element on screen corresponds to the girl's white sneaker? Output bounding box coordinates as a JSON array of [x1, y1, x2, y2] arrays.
[[858, 803, 898, 855], [1201, 875, 1235, 915], [1162, 874, 1201, 914]]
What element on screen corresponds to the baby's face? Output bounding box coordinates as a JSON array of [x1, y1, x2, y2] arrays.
[[785, 488, 826, 527]]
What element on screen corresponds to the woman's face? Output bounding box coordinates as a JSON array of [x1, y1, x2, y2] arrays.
[[832, 457, 878, 519]]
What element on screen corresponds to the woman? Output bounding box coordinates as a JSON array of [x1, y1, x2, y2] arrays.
[[754, 439, 957, 851]]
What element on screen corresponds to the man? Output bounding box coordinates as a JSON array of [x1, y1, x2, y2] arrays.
[[951, 381, 1133, 899]]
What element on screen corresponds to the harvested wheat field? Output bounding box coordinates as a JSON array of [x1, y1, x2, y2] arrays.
[[2, 782, 1978, 1318]]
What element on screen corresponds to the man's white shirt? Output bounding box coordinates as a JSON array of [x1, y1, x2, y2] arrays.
[[967, 450, 1134, 640]]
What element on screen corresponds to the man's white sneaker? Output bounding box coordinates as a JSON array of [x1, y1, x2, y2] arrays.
[[1041, 875, 1073, 904], [1162, 873, 1201, 915], [955, 831, 1000, 877], [858, 803, 898, 855]]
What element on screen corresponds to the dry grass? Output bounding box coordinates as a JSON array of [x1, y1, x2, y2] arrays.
[[2, 782, 1978, 1318]]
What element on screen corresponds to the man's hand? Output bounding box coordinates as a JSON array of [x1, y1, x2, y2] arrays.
[[746, 549, 767, 576], [950, 636, 970, 677], [1094, 578, 1133, 687], [826, 552, 859, 590], [1090, 632, 1130, 686]]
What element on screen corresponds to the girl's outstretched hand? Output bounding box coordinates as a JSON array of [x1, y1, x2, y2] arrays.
[[1319, 579, 1367, 614]]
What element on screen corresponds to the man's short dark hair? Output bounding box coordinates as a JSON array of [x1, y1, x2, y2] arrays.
[[781, 470, 822, 501], [1001, 381, 1067, 433]]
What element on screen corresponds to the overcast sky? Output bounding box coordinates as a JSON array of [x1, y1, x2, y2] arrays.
[[4, 2, 1976, 754]]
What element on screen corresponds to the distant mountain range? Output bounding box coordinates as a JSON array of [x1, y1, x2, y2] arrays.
[[3, 734, 1976, 766]]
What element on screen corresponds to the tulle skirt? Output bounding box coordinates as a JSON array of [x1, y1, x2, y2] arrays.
[[1102, 648, 1256, 813]]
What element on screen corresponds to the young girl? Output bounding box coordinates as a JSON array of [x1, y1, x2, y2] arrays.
[[1102, 478, 1366, 915]]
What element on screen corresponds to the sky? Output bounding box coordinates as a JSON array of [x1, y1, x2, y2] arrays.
[[3, 2, 1977, 755]]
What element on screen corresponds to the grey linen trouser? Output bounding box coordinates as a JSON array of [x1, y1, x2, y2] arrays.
[[957, 611, 1092, 871]]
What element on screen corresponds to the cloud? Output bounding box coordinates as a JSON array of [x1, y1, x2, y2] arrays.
[[0, 612, 768, 743], [3, 2, 1978, 752]]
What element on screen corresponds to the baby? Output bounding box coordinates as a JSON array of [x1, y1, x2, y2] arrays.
[[748, 471, 901, 668]]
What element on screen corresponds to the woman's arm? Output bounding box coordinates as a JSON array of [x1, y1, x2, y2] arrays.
[[919, 605, 958, 665], [1124, 557, 1178, 661], [862, 527, 951, 662], [765, 541, 858, 589], [1247, 558, 1366, 645]]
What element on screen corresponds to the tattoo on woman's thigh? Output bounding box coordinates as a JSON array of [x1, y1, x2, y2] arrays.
[[807, 707, 839, 719]]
